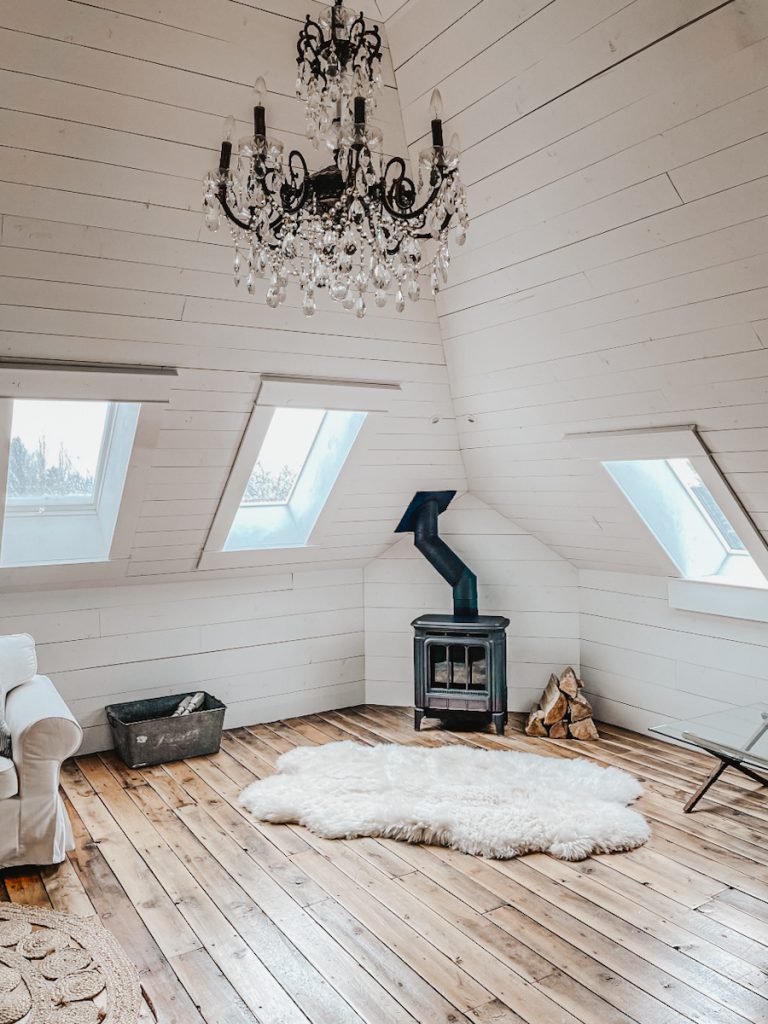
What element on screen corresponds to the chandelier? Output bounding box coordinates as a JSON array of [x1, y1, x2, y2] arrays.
[[202, 1, 468, 319]]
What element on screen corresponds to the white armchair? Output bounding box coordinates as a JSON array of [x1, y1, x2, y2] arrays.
[[0, 634, 82, 868]]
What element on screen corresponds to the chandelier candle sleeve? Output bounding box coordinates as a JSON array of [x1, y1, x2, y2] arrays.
[[218, 115, 235, 174], [203, 4, 469, 318], [430, 89, 444, 147], [253, 77, 267, 138]]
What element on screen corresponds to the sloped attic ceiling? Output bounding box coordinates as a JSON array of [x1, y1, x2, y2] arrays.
[[0, 0, 466, 583], [387, 0, 768, 576]]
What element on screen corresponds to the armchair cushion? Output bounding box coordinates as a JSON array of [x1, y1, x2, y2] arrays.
[[0, 755, 17, 799], [0, 634, 37, 701]]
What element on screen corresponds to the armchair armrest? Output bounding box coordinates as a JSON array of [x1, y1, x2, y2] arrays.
[[5, 675, 82, 771], [4, 675, 82, 865]]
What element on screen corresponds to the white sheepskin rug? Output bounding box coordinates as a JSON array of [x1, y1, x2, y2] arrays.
[[239, 741, 650, 861]]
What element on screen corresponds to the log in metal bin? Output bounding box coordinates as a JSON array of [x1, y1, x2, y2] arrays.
[[106, 692, 226, 768]]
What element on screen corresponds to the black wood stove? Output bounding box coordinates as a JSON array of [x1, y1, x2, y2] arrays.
[[395, 491, 510, 735]]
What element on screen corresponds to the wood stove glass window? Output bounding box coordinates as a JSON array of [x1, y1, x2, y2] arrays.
[[427, 640, 488, 692]]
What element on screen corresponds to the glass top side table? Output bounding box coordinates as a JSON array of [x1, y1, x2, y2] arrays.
[[650, 703, 768, 812]]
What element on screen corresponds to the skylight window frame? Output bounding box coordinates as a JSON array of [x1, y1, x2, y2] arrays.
[[4, 400, 119, 516], [199, 374, 401, 570], [665, 458, 746, 558], [567, 425, 768, 596], [0, 399, 141, 569], [238, 409, 328, 510], [0, 360, 177, 579], [202, 404, 366, 557]]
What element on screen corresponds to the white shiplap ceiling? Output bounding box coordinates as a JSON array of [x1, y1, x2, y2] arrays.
[[387, 0, 768, 575]]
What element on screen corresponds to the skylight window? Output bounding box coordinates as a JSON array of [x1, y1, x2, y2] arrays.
[[1, 399, 140, 567], [7, 400, 112, 509], [241, 408, 325, 507], [667, 459, 745, 554], [222, 406, 365, 552], [602, 457, 765, 586]]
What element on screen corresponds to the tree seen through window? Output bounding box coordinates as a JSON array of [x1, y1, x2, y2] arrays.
[[5, 399, 109, 503], [8, 435, 96, 500]]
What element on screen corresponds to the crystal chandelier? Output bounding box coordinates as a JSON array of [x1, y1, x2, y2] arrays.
[[202, 1, 468, 319]]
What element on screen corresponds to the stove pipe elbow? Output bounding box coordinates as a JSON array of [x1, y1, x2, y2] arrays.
[[410, 497, 478, 619]]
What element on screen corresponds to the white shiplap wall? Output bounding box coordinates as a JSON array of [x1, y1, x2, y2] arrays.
[[579, 570, 768, 731], [0, 0, 468, 744], [364, 493, 579, 711], [0, 0, 466, 586], [388, 0, 768, 575], [385, 0, 768, 734], [2, 568, 365, 754]]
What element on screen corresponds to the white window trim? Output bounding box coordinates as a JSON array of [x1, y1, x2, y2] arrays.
[[198, 375, 400, 570], [668, 577, 768, 624], [0, 402, 141, 568], [566, 425, 768, 617], [0, 359, 175, 403], [0, 360, 176, 579]]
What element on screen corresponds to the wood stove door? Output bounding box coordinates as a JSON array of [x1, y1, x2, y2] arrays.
[[424, 638, 490, 696]]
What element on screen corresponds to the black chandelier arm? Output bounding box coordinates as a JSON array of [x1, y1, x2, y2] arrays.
[[297, 16, 338, 88], [216, 186, 288, 247], [280, 149, 312, 215], [297, 16, 325, 63], [297, 11, 381, 86], [347, 16, 382, 67], [380, 157, 454, 224], [216, 185, 254, 232], [247, 164, 283, 202]]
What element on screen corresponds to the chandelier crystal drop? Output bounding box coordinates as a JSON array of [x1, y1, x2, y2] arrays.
[[203, 6, 468, 319]]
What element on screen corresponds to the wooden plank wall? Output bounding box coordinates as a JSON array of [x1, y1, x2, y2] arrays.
[[387, 0, 768, 574], [0, 0, 472, 742], [579, 569, 768, 731], [383, 0, 768, 733], [0, 567, 365, 754], [364, 493, 579, 711], [0, 0, 466, 586]]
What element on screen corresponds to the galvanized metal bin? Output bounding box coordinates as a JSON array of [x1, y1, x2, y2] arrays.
[[106, 692, 226, 769]]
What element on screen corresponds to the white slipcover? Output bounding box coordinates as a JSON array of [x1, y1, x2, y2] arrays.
[[0, 632, 37, 699], [0, 636, 82, 868]]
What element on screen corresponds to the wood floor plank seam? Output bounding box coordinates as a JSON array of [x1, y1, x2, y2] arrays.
[[277, 708, 767, 1024], [4, 705, 767, 1024]]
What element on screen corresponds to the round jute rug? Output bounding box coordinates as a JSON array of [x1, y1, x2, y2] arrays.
[[0, 903, 142, 1023]]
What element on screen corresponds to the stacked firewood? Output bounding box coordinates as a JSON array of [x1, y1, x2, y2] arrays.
[[525, 667, 599, 740]]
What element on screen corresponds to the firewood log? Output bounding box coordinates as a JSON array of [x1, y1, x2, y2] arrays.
[[569, 717, 599, 741], [542, 674, 568, 726], [549, 721, 569, 739], [569, 695, 593, 723], [525, 708, 548, 737], [558, 667, 581, 699]]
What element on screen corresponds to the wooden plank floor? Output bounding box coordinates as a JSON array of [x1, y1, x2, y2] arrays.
[[3, 705, 767, 1024]]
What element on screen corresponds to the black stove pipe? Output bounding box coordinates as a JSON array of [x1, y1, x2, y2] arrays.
[[395, 491, 478, 619]]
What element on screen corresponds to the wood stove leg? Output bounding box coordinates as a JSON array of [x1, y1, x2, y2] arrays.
[[492, 712, 506, 736], [414, 708, 425, 731]]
